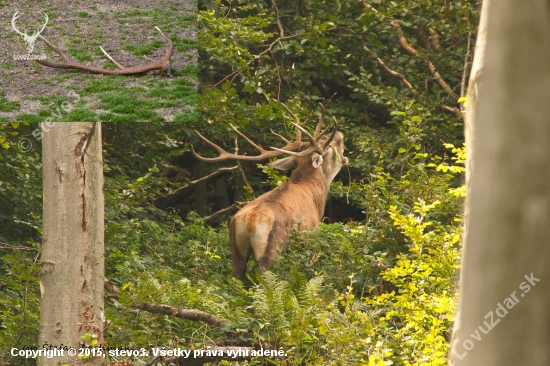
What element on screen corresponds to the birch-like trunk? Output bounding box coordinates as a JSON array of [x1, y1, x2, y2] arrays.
[[39, 123, 104, 366], [450, 0, 550, 364]]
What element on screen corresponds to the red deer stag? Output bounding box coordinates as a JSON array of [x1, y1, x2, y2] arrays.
[[191, 105, 348, 281]]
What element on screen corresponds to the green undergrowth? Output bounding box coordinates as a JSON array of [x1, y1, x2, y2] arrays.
[[0, 121, 464, 365]]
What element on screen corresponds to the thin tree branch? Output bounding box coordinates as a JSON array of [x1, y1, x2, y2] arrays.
[[205, 201, 247, 221], [0, 241, 39, 251], [360, 38, 416, 92], [210, 70, 240, 89], [258, 34, 299, 59], [188, 166, 239, 185], [272, 0, 285, 38], [359, 1, 379, 13], [359, 1, 457, 98], [237, 162, 255, 199], [389, 20, 457, 98], [270, 49, 283, 101], [153, 166, 239, 210], [443, 105, 462, 117]]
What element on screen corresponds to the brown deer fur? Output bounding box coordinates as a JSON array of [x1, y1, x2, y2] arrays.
[[229, 131, 348, 281]]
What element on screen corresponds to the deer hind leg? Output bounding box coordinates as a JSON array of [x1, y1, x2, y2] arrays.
[[257, 256, 272, 272], [230, 218, 252, 281], [232, 248, 251, 281], [250, 222, 277, 272]]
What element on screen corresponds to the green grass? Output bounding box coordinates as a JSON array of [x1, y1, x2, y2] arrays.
[[60, 108, 97, 122], [173, 110, 197, 123], [123, 40, 164, 57], [82, 78, 124, 93], [0, 1, 197, 123], [14, 114, 45, 122], [0, 93, 20, 112]]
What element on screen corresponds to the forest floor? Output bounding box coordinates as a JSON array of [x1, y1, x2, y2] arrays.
[[0, 0, 197, 122]]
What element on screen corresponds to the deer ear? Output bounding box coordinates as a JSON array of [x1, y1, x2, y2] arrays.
[[268, 156, 296, 170], [311, 153, 323, 169]]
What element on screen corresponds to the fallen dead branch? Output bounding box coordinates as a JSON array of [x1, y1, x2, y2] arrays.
[[104, 280, 227, 326]]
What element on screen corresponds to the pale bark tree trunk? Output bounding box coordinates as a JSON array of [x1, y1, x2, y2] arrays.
[[39, 123, 104, 366], [450, 0, 550, 365]]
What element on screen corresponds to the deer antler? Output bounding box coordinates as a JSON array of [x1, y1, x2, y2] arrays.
[[271, 118, 336, 157], [35, 26, 173, 75], [191, 104, 339, 162], [191, 124, 305, 163], [271, 102, 337, 156]]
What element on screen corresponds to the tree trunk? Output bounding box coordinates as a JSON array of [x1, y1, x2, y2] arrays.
[[216, 177, 231, 209], [195, 161, 208, 215], [39, 123, 104, 366], [450, 1, 550, 364]]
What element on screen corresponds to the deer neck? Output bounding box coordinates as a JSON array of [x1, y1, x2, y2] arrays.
[[287, 164, 330, 218]]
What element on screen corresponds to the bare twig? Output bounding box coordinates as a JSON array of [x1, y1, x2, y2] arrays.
[[270, 49, 283, 100], [153, 166, 238, 212]]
